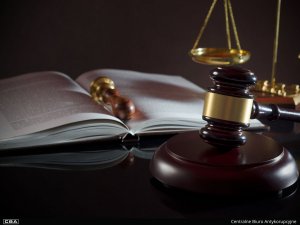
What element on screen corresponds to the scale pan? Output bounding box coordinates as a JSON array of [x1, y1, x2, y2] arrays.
[[189, 48, 250, 65]]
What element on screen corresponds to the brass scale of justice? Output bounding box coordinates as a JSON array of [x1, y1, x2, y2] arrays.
[[189, 0, 300, 97], [90, 0, 300, 195]]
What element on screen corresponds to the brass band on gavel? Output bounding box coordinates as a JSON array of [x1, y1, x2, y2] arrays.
[[203, 92, 253, 124]]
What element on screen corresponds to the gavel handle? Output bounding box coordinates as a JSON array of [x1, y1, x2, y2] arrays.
[[251, 101, 300, 122]]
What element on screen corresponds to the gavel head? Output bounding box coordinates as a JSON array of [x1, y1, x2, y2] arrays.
[[200, 66, 256, 148]]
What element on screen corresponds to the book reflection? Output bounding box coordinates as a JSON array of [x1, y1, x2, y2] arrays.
[[0, 147, 155, 170]]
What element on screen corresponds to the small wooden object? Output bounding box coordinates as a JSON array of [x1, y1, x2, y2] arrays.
[[150, 67, 299, 195], [90, 77, 135, 120]]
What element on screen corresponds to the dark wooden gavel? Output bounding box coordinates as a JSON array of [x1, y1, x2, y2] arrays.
[[90, 77, 135, 120], [201, 66, 300, 148]]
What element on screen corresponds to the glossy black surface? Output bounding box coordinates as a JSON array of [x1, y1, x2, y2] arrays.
[[0, 121, 299, 225]]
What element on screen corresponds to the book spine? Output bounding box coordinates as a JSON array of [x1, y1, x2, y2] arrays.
[[120, 133, 140, 150], [121, 133, 140, 143]]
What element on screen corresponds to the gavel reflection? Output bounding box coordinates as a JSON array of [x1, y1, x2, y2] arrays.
[[201, 66, 300, 148], [90, 77, 135, 120]]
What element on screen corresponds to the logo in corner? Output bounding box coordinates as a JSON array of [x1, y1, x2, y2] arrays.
[[3, 219, 19, 224]]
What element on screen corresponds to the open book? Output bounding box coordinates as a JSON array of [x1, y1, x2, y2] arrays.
[[0, 69, 263, 150]]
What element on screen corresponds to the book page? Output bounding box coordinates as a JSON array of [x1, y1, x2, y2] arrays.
[[0, 71, 124, 140], [76, 69, 264, 134], [76, 69, 207, 134]]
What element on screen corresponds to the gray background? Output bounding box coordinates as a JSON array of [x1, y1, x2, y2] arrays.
[[1, 0, 300, 88]]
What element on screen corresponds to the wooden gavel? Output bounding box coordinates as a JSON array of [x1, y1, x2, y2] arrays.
[[90, 77, 135, 120], [201, 66, 300, 148]]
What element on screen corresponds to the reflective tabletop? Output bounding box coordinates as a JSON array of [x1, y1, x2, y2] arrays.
[[0, 121, 299, 225]]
